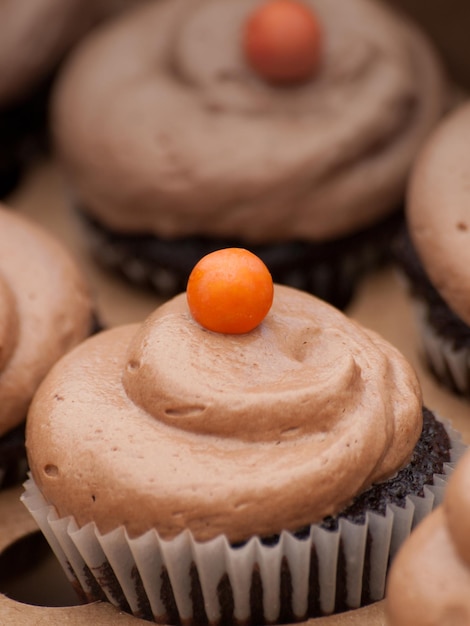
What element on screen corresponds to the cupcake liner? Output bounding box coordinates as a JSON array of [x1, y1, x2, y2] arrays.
[[393, 231, 470, 396], [78, 208, 403, 309], [412, 298, 470, 395], [21, 422, 464, 625]]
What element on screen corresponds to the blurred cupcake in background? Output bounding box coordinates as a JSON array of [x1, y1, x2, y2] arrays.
[[386, 447, 470, 625], [50, 0, 446, 308], [0, 0, 142, 198], [394, 102, 470, 397], [0, 205, 95, 488], [22, 249, 462, 623]]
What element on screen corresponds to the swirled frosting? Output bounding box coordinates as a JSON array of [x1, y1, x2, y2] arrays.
[[52, 0, 445, 243], [386, 450, 470, 625], [0, 206, 93, 437], [0, 0, 136, 106], [26, 284, 422, 542], [408, 102, 470, 327]]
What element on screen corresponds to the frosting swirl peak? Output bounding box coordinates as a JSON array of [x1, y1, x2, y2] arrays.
[[124, 290, 406, 450]]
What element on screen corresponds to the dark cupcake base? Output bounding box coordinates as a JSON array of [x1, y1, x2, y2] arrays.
[[0, 424, 27, 489], [246, 408, 450, 546], [393, 230, 470, 394], [393, 229, 470, 347], [0, 75, 53, 198], [323, 407, 450, 529], [79, 207, 404, 310]]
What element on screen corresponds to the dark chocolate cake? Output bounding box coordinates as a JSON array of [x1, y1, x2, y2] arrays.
[[80, 208, 403, 309]]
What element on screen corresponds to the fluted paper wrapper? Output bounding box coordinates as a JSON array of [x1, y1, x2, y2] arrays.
[[411, 299, 470, 395], [21, 424, 464, 624]]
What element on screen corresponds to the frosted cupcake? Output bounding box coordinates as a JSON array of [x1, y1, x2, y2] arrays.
[[0, 205, 94, 487], [386, 448, 470, 625], [51, 0, 446, 308], [395, 102, 470, 396], [22, 249, 459, 623]]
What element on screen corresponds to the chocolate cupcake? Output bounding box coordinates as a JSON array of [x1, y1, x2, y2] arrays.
[[386, 448, 470, 625], [0, 205, 95, 487], [394, 102, 470, 396], [51, 0, 446, 308], [0, 0, 138, 198], [22, 251, 460, 623]]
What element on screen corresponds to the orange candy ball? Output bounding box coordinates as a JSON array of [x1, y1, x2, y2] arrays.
[[243, 0, 322, 84], [187, 248, 274, 334]]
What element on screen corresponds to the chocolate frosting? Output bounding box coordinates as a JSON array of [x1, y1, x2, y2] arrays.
[[408, 102, 470, 327], [0, 206, 93, 437], [52, 0, 445, 243], [26, 285, 422, 543], [386, 450, 470, 625]]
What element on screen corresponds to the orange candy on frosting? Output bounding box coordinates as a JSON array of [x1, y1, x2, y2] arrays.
[[187, 248, 273, 334], [243, 0, 322, 84]]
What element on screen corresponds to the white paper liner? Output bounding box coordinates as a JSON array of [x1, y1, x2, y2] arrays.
[[410, 298, 470, 395], [21, 422, 464, 624]]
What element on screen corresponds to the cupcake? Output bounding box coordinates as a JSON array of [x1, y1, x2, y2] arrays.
[[0, 0, 139, 198], [386, 448, 470, 625], [51, 0, 446, 308], [394, 102, 470, 396], [0, 205, 95, 487], [22, 249, 460, 623]]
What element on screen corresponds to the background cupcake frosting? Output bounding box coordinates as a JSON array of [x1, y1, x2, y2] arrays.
[[52, 0, 445, 243], [0, 207, 93, 439]]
